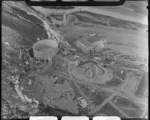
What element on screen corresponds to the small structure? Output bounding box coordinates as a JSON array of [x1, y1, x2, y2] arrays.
[[89, 33, 96, 37], [33, 39, 59, 60], [92, 40, 107, 52], [75, 38, 91, 53]]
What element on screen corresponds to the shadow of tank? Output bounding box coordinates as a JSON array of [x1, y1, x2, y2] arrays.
[[33, 39, 59, 60]]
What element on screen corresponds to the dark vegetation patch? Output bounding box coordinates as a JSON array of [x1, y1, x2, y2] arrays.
[[11, 7, 43, 25], [2, 98, 29, 119], [90, 90, 111, 105], [36, 103, 77, 118], [105, 75, 123, 87], [2, 8, 48, 47]]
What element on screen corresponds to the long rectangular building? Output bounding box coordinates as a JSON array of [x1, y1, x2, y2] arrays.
[[75, 38, 106, 53]]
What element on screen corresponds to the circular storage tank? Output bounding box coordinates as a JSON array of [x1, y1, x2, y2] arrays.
[[33, 39, 58, 60]]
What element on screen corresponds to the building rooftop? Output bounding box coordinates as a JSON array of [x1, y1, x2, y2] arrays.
[[77, 38, 91, 48]]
